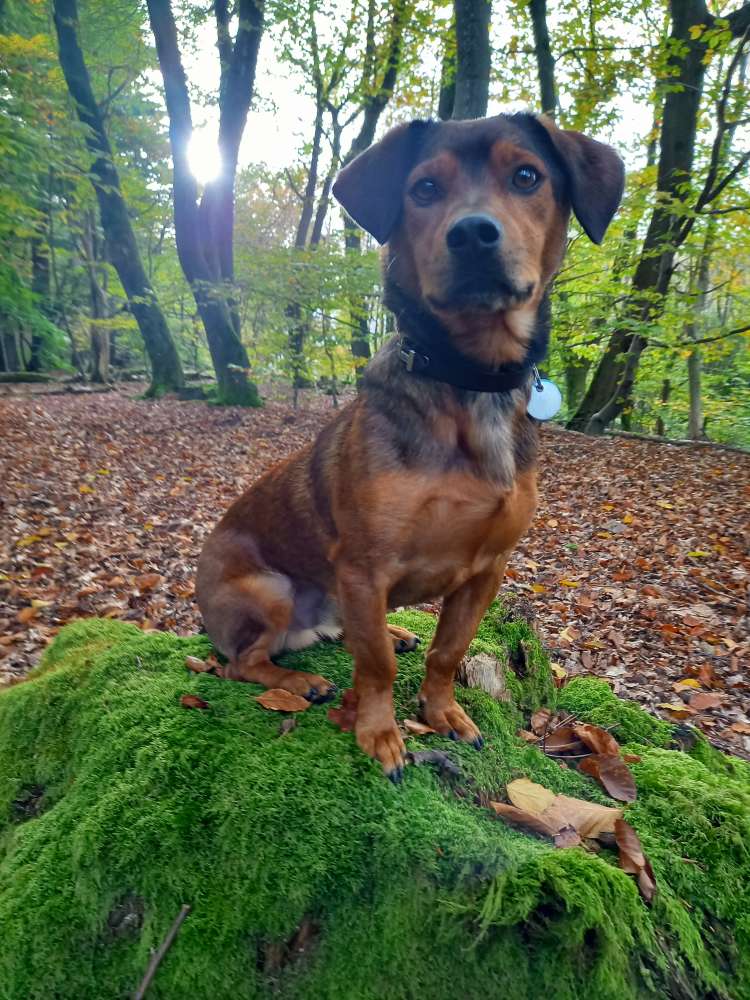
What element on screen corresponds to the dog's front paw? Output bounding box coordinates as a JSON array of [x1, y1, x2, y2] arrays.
[[418, 694, 483, 749], [356, 716, 406, 782]]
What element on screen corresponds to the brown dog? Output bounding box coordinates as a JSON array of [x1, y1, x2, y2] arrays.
[[197, 113, 624, 779]]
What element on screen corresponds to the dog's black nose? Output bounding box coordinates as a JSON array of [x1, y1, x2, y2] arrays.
[[446, 214, 502, 255]]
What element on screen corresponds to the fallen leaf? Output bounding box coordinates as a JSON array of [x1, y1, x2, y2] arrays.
[[673, 678, 701, 691], [579, 754, 637, 802], [730, 722, 750, 735], [17, 606, 39, 625], [279, 717, 297, 736], [544, 794, 623, 839], [327, 688, 358, 731], [615, 818, 657, 903], [489, 802, 556, 838], [572, 723, 621, 757], [560, 579, 580, 588], [506, 778, 557, 815], [623, 754, 642, 764], [657, 702, 696, 720], [517, 729, 539, 742], [689, 691, 723, 711], [185, 655, 212, 673], [255, 689, 311, 712], [135, 572, 162, 591], [530, 708, 552, 736], [554, 826, 583, 849], [542, 726, 585, 755], [403, 718, 437, 735], [180, 694, 209, 710]]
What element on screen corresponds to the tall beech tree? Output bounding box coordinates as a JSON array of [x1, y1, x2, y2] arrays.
[[52, 0, 184, 396], [569, 0, 750, 434], [146, 0, 264, 406], [451, 0, 491, 119]]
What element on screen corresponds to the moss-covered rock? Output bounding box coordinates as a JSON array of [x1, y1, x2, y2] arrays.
[[0, 609, 748, 1000]]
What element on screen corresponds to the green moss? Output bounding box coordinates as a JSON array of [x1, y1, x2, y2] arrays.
[[0, 609, 748, 999]]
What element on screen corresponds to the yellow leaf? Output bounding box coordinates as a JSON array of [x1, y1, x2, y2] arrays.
[[143, 522, 154, 531], [97, 468, 110, 475], [531, 583, 547, 594], [551, 664, 568, 681], [687, 550, 709, 557], [673, 679, 700, 691], [79, 484, 94, 494], [656, 500, 673, 509], [596, 531, 611, 539], [601, 503, 615, 511], [17, 534, 42, 547], [622, 514, 633, 524], [560, 579, 579, 588], [506, 778, 556, 815]]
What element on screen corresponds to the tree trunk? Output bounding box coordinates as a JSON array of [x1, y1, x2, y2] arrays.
[[686, 225, 714, 439], [655, 378, 670, 437], [529, 0, 556, 117], [437, 24, 456, 120], [451, 0, 491, 120], [146, 0, 263, 406], [28, 235, 50, 372], [81, 212, 110, 383], [52, 0, 184, 397], [338, 0, 409, 380], [568, 0, 715, 435], [563, 357, 589, 412]]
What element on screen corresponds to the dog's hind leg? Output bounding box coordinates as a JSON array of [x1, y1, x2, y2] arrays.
[[199, 568, 337, 703]]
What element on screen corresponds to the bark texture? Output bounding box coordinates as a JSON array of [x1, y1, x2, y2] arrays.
[[452, 0, 491, 120], [146, 0, 263, 405], [52, 0, 184, 396], [568, 0, 750, 435]]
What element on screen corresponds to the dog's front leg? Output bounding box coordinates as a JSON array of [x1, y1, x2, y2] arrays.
[[419, 559, 508, 747], [336, 563, 405, 781]]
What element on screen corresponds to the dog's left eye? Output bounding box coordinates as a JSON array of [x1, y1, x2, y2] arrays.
[[513, 165, 540, 191], [410, 178, 441, 205]]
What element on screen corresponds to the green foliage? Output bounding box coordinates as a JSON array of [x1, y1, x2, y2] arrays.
[[1, 609, 749, 999]]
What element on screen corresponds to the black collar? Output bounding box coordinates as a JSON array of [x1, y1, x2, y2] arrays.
[[384, 283, 550, 394]]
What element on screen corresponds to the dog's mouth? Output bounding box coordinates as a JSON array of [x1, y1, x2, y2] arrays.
[[427, 273, 534, 314]]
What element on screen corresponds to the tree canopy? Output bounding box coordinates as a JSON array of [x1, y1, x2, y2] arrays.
[[1, 0, 748, 443]]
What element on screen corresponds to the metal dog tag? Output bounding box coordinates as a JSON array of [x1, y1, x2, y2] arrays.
[[527, 368, 562, 422]]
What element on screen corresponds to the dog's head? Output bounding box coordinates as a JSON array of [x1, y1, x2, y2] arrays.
[[333, 113, 624, 365]]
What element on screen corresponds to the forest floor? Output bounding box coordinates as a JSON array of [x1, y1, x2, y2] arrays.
[[1, 383, 748, 755]]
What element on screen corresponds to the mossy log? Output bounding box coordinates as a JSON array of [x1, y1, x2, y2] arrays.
[[1, 606, 748, 1000]]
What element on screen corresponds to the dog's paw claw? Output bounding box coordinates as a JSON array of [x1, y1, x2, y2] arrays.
[[448, 729, 459, 741], [473, 735, 484, 750], [306, 684, 338, 705], [388, 767, 403, 784]]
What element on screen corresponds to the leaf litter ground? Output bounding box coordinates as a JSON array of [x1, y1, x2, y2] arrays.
[[0, 384, 748, 754]]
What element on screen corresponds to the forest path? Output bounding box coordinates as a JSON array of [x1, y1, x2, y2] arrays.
[[1, 385, 748, 753]]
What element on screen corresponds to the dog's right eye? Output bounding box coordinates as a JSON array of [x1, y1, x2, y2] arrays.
[[410, 178, 441, 205]]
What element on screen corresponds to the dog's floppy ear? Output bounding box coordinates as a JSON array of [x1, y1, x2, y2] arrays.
[[535, 116, 625, 244], [332, 120, 434, 244]]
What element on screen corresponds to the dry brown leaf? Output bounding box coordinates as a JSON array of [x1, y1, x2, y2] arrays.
[[657, 702, 696, 720], [554, 826, 583, 849], [255, 689, 311, 712], [544, 794, 623, 839], [17, 606, 39, 625], [572, 723, 621, 757], [543, 726, 586, 755], [689, 691, 724, 711], [403, 718, 437, 735], [731, 722, 750, 735], [615, 818, 657, 903], [623, 753, 642, 764], [506, 778, 556, 815], [327, 688, 358, 731], [180, 694, 209, 710], [489, 802, 556, 839], [517, 729, 539, 743], [185, 655, 212, 674], [530, 708, 552, 736], [135, 572, 162, 591], [579, 753, 637, 803]]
